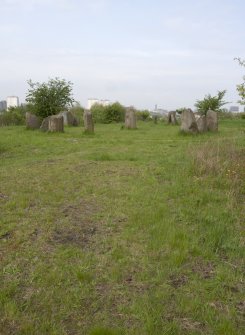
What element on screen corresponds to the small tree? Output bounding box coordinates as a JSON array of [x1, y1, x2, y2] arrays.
[[26, 78, 75, 119], [195, 90, 227, 115], [235, 57, 245, 104]]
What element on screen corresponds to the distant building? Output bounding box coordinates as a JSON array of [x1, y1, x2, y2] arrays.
[[87, 98, 110, 110], [7, 96, 19, 109], [229, 106, 239, 113], [0, 100, 7, 112], [150, 104, 168, 116]]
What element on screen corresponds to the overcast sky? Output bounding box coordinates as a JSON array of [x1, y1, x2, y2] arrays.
[[0, 0, 245, 110]]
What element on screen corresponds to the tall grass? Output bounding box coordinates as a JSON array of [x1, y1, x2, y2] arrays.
[[0, 120, 244, 334]]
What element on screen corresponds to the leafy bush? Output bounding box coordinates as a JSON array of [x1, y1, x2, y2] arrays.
[[26, 77, 75, 119], [0, 106, 28, 126], [136, 110, 150, 121], [195, 90, 228, 115], [91, 102, 125, 123], [90, 104, 106, 123], [235, 58, 245, 105], [104, 102, 125, 123]]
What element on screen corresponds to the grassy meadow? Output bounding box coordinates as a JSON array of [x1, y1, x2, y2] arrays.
[[0, 120, 244, 335]]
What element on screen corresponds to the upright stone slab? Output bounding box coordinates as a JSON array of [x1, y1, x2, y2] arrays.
[[206, 109, 218, 131], [125, 108, 137, 129], [168, 111, 177, 124], [59, 111, 78, 126], [83, 110, 94, 133], [196, 115, 207, 133], [180, 109, 198, 133], [25, 112, 42, 130], [40, 116, 51, 132], [72, 117, 79, 126], [48, 115, 64, 132], [153, 115, 158, 124]]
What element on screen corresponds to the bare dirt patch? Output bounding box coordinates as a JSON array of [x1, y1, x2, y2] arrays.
[[178, 317, 205, 332], [50, 198, 102, 248], [0, 192, 9, 200], [0, 319, 19, 335], [236, 300, 245, 317], [169, 274, 188, 288], [191, 259, 215, 279]]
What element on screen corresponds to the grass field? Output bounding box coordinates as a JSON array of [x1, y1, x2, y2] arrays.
[[0, 120, 244, 335]]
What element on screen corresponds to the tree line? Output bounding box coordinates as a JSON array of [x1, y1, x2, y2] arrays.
[[1, 58, 244, 126]]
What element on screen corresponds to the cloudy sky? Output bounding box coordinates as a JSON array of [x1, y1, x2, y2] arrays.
[[0, 0, 245, 110]]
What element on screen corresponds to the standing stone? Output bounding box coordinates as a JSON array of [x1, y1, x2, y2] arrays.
[[153, 115, 158, 124], [180, 109, 198, 133], [196, 115, 207, 133], [125, 107, 137, 129], [59, 111, 78, 126], [48, 115, 64, 132], [25, 112, 42, 130], [72, 117, 79, 126], [83, 110, 94, 133], [168, 111, 177, 124], [40, 116, 51, 132], [206, 109, 218, 131]]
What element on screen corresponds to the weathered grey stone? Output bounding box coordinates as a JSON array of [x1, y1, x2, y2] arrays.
[[40, 116, 51, 132], [83, 110, 94, 133], [72, 117, 79, 126], [180, 109, 198, 133], [26, 112, 42, 130], [48, 115, 64, 132], [206, 109, 218, 131], [125, 107, 137, 129], [168, 111, 177, 124], [153, 115, 158, 124], [196, 115, 207, 133], [59, 111, 78, 126]]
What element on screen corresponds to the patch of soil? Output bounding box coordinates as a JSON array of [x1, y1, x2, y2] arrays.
[[169, 274, 188, 288], [0, 192, 9, 200], [236, 300, 245, 317], [0, 319, 19, 335], [178, 317, 204, 332], [208, 301, 230, 314], [50, 199, 101, 248], [0, 231, 12, 240], [191, 259, 215, 279], [52, 223, 97, 247]]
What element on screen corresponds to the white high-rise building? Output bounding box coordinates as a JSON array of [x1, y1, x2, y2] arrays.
[[87, 98, 99, 109], [7, 96, 19, 109], [87, 98, 110, 110]]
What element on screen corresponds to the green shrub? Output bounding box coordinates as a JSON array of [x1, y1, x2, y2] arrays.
[[91, 102, 125, 123], [0, 106, 27, 126], [136, 110, 150, 121], [195, 90, 228, 115], [104, 102, 125, 123], [90, 104, 106, 123]]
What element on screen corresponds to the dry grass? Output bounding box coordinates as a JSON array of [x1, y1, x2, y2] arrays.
[[191, 139, 245, 200]]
